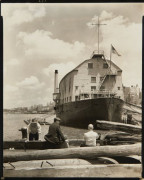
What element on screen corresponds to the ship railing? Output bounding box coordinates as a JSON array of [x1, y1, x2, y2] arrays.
[[106, 71, 117, 75], [94, 90, 114, 94], [91, 50, 104, 58], [92, 50, 104, 55], [80, 90, 114, 94]]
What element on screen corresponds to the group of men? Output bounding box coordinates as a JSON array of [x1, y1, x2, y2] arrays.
[[27, 117, 100, 148]]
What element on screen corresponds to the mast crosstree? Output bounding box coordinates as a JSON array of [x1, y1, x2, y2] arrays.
[[91, 17, 107, 53]]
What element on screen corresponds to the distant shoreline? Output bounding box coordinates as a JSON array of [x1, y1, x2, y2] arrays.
[[3, 111, 55, 115]]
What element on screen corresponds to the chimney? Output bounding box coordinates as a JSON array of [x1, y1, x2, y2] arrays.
[[54, 70, 59, 93]]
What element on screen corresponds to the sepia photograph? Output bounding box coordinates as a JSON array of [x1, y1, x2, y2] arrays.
[[2, 2, 142, 177]]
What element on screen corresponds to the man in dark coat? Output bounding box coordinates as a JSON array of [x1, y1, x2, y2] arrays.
[[44, 117, 68, 148]]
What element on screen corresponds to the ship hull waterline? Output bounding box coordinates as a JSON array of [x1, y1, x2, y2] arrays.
[[55, 98, 124, 129]]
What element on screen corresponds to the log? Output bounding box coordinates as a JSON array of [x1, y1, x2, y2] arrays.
[[107, 141, 136, 145], [4, 159, 92, 169], [4, 143, 141, 163], [105, 134, 141, 142], [3, 164, 142, 177], [3, 157, 118, 170], [96, 120, 141, 134]]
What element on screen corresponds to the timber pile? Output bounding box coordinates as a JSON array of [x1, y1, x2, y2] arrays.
[[4, 143, 141, 163], [103, 132, 141, 145], [96, 120, 141, 134]]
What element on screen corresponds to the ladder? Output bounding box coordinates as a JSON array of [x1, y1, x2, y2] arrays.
[[98, 74, 107, 91], [98, 56, 112, 91]]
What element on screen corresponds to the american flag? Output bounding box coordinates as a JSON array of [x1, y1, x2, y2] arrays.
[[111, 45, 121, 56]]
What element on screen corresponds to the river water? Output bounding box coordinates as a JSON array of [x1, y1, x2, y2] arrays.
[[4, 113, 133, 141], [3, 113, 91, 141]]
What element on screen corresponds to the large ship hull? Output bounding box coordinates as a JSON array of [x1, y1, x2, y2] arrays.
[[56, 98, 124, 128]]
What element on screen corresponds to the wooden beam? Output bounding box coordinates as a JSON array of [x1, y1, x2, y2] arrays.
[[105, 134, 141, 142], [3, 157, 119, 170], [3, 139, 86, 150], [4, 143, 141, 163], [96, 120, 141, 134], [3, 164, 142, 177]]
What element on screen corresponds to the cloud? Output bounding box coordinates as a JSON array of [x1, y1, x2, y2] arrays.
[[4, 76, 48, 108], [17, 76, 45, 90], [43, 61, 76, 82], [3, 4, 46, 28], [16, 30, 86, 62], [6, 58, 19, 66], [5, 84, 19, 92]]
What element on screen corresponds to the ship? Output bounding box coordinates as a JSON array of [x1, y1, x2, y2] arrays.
[[53, 18, 124, 128], [53, 49, 124, 128]]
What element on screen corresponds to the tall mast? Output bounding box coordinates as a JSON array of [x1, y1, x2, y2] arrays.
[[91, 17, 107, 53]]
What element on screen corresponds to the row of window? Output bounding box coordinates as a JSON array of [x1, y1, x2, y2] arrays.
[[88, 63, 108, 69], [61, 96, 72, 103], [75, 86, 121, 91], [77, 77, 105, 84]]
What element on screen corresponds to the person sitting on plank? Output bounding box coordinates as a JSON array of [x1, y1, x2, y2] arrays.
[[81, 124, 99, 147], [44, 117, 69, 149]]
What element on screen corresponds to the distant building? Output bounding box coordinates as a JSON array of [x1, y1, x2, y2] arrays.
[[123, 84, 141, 105], [4, 102, 54, 114]]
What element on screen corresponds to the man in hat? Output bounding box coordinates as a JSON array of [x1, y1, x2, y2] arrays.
[[44, 117, 68, 148]]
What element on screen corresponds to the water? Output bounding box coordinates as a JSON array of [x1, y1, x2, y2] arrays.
[[3, 113, 89, 141], [4, 113, 123, 141]]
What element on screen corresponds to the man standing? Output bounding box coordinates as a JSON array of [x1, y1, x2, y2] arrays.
[[28, 118, 41, 141], [44, 117, 68, 148], [82, 124, 99, 147]]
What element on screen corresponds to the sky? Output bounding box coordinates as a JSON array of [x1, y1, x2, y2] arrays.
[[2, 3, 143, 109]]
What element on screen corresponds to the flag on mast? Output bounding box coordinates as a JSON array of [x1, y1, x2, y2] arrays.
[[111, 45, 121, 56]]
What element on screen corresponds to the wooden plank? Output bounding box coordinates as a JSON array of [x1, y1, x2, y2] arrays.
[[3, 157, 119, 170], [3, 159, 92, 169], [4, 139, 106, 150], [4, 143, 141, 163], [3, 164, 142, 177], [3, 139, 85, 150], [96, 120, 141, 134]]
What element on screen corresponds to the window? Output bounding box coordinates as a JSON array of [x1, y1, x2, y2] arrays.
[[84, 94, 89, 98], [75, 96, 79, 101], [75, 86, 78, 91], [91, 77, 96, 83], [88, 63, 93, 69], [69, 96, 71, 102], [67, 97, 68, 102], [103, 63, 108, 69], [91, 86, 96, 91], [118, 87, 120, 90], [69, 78, 71, 92], [101, 86, 105, 90]]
